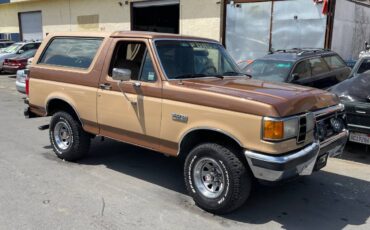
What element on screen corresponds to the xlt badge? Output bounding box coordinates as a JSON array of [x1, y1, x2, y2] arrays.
[[172, 113, 188, 123]]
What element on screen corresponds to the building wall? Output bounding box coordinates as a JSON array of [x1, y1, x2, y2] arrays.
[[331, 0, 370, 60], [0, 0, 221, 41]]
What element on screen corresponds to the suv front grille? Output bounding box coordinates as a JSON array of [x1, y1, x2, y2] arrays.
[[297, 116, 307, 144]]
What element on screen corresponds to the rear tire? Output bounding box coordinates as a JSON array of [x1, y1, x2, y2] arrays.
[[184, 143, 251, 214], [49, 111, 90, 161]]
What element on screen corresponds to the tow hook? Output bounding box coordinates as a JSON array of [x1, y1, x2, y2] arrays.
[[38, 125, 50, 131]]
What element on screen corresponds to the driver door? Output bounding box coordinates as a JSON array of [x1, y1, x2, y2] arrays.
[[97, 39, 162, 151]]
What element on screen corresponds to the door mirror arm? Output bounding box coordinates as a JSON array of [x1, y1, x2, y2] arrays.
[[112, 68, 138, 104]]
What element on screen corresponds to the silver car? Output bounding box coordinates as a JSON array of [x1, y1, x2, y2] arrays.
[[0, 42, 41, 72], [15, 58, 33, 94]]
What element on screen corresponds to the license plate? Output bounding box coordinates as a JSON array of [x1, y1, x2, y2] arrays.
[[315, 153, 328, 171], [349, 132, 370, 145]]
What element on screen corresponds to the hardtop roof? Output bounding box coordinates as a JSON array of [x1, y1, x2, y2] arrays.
[[45, 31, 218, 43], [260, 49, 338, 62]]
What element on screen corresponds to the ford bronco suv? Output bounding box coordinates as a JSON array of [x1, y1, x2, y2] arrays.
[[25, 31, 348, 214]]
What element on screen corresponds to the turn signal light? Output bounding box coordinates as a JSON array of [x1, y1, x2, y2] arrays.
[[263, 120, 284, 140]]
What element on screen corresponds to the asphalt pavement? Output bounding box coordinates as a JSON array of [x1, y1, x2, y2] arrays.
[[0, 73, 369, 230]]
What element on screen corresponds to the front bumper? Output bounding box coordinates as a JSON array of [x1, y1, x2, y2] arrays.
[[244, 130, 348, 182]]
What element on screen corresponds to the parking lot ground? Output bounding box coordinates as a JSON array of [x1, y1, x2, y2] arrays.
[[0, 73, 369, 230]]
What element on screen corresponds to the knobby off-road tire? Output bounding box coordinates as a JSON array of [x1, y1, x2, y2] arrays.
[[49, 111, 91, 161], [184, 143, 251, 214]]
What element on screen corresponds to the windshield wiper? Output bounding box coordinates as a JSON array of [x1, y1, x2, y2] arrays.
[[223, 71, 252, 78], [173, 73, 208, 79], [173, 74, 224, 80]]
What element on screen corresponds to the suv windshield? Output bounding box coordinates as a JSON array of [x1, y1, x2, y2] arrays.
[[155, 40, 243, 79], [243, 59, 294, 82], [1, 43, 22, 53]]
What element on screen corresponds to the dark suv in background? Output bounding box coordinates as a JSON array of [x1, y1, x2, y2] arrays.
[[243, 49, 351, 89]]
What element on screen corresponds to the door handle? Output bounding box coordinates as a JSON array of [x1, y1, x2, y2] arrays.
[[99, 83, 111, 90]]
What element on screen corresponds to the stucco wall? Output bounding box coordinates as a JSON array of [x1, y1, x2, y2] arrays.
[[0, 0, 221, 41], [180, 0, 221, 40]]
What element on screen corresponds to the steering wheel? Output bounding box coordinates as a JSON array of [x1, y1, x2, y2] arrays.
[[200, 66, 217, 75]]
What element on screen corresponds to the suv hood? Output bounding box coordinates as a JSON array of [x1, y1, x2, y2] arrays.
[[163, 77, 339, 117]]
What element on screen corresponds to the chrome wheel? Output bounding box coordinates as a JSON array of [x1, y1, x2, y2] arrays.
[[53, 120, 72, 151], [193, 157, 225, 199]]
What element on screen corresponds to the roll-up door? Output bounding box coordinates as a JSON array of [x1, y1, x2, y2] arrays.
[[19, 11, 43, 41]]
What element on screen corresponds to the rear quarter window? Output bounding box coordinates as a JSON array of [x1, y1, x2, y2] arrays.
[[323, 55, 346, 69], [38, 37, 103, 69]]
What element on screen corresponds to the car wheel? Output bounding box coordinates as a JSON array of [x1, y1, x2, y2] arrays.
[[184, 143, 251, 214], [49, 111, 90, 161]]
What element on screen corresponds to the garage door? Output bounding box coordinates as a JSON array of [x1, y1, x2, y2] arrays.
[[132, 0, 179, 34], [19, 11, 43, 41]]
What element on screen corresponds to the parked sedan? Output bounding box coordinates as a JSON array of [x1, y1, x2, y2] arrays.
[[329, 72, 370, 145], [0, 41, 41, 72], [243, 49, 351, 89], [2, 49, 36, 74]]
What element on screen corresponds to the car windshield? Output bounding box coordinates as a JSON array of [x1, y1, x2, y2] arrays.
[[1, 43, 22, 53], [155, 40, 243, 79], [243, 59, 294, 82], [18, 49, 37, 59]]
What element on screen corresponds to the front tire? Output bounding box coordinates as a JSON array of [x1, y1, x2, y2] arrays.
[[49, 111, 90, 161], [184, 143, 251, 214]]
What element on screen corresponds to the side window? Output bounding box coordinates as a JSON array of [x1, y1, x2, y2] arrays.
[[309, 57, 330, 75], [22, 44, 33, 51], [139, 51, 157, 82], [22, 43, 40, 51], [358, 59, 370, 74], [109, 41, 146, 81], [323, 55, 346, 69], [39, 37, 103, 69], [293, 60, 312, 79]]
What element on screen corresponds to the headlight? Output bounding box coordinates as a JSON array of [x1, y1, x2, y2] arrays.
[[262, 113, 315, 141]]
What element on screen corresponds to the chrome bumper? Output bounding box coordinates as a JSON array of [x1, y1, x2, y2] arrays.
[[244, 130, 349, 182]]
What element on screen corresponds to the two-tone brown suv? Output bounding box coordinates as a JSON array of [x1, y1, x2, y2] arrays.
[[25, 31, 348, 214]]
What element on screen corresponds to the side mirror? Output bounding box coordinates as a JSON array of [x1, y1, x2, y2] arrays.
[[112, 68, 131, 82], [17, 50, 24, 54], [291, 73, 300, 82]]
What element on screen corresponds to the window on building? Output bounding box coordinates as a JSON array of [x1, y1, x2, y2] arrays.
[[39, 37, 103, 69]]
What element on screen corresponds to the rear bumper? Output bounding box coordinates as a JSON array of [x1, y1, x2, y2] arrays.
[[2, 66, 20, 74], [16, 80, 26, 94], [244, 130, 348, 182]]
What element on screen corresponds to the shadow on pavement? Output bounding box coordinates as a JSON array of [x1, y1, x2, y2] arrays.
[[45, 138, 370, 229], [341, 142, 370, 165]]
